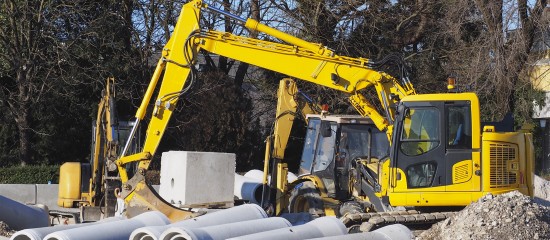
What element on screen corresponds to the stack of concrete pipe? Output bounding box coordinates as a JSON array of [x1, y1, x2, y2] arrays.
[[42, 211, 170, 240], [3, 190, 411, 240], [130, 204, 268, 240], [226, 217, 347, 240], [160, 217, 292, 240], [0, 195, 49, 231], [137, 206, 349, 240], [9, 216, 124, 240]]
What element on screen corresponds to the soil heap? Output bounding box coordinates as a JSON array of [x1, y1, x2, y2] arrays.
[[418, 190, 550, 240]]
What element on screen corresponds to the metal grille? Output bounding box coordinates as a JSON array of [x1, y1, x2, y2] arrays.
[[489, 144, 517, 188], [454, 164, 469, 183]]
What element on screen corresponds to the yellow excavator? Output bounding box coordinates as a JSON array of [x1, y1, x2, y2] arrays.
[[113, 0, 534, 228], [57, 78, 139, 221]]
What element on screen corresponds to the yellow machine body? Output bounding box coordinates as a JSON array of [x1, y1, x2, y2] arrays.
[[57, 162, 88, 207]]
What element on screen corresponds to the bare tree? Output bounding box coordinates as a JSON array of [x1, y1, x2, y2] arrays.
[[0, 0, 140, 166], [433, 0, 548, 121], [0, 1, 54, 166], [268, 0, 549, 123]]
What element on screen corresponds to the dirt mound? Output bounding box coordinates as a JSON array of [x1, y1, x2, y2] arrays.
[[0, 221, 15, 237], [418, 191, 550, 240]]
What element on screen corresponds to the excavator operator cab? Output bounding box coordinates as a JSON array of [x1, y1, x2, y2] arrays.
[[298, 114, 390, 199], [392, 94, 477, 195]]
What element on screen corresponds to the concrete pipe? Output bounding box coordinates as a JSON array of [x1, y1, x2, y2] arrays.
[[227, 217, 347, 240], [130, 204, 267, 240], [44, 211, 169, 240], [243, 169, 299, 184], [10, 216, 125, 240], [164, 217, 291, 240], [0, 195, 49, 230], [234, 174, 262, 204], [287, 172, 298, 183], [242, 169, 265, 182], [303, 224, 413, 240]]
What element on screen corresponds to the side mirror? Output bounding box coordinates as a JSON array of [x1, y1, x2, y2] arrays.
[[320, 121, 332, 138]]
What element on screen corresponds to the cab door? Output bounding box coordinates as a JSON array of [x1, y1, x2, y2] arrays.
[[391, 102, 447, 197], [444, 102, 478, 192]]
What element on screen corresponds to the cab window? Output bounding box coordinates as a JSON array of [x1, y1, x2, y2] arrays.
[[400, 107, 440, 156], [299, 119, 320, 175], [313, 122, 337, 172], [447, 105, 472, 149]]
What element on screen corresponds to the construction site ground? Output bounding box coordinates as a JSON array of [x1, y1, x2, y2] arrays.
[[1, 175, 550, 239]]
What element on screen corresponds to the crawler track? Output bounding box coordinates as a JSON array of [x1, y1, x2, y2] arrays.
[[340, 210, 456, 232]]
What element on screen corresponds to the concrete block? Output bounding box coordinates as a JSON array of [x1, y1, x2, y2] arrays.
[[36, 184, 60, 209], [0, 184, 36, 204], [159, 151, 235, 207]]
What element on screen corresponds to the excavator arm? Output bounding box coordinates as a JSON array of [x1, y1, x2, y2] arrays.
[[115, 0, 415, 220], [89, 77, 120, 215], [262, 78, 320, 215]]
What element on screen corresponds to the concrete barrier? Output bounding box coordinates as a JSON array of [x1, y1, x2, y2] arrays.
[[36, 184, 59, 209], [0, 184, 161, 212], [0, 185, 37, 205]]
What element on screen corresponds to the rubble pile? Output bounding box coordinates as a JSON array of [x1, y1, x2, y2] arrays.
[[534, 175, 550, 207], [419, 190, 550, 240], [0, 221, 15, 237]]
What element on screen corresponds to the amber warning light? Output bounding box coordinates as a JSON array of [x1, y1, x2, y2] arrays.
[[322, 104, 329, 113], [447, 77, 456, 91]]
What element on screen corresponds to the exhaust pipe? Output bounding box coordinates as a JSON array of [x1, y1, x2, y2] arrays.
[[10, 216, 125, 240], [44, 211, 170, 240], [302, 224, 413, 240], [234, 174, 262, 204], [162, 217, 291, 240], [130, 204, 267, 240], [227, 217, 347, 240], [0, 195, 49, 230]]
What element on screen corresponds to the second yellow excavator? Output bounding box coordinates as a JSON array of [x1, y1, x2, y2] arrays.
[[57, 78, 140, 221]]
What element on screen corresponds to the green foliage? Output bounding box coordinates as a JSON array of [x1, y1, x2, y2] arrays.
[[0, 165, 59, 184]]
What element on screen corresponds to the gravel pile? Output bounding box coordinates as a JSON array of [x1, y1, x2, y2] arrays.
[[418, 190, 550, 240], [0, 221, 15, 237]]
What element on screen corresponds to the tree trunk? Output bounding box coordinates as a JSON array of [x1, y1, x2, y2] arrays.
[[13, 69, 32, 166], [14, 103, 31, 166], [233, 0, 260, 87], [17, 118, 31, 166]]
